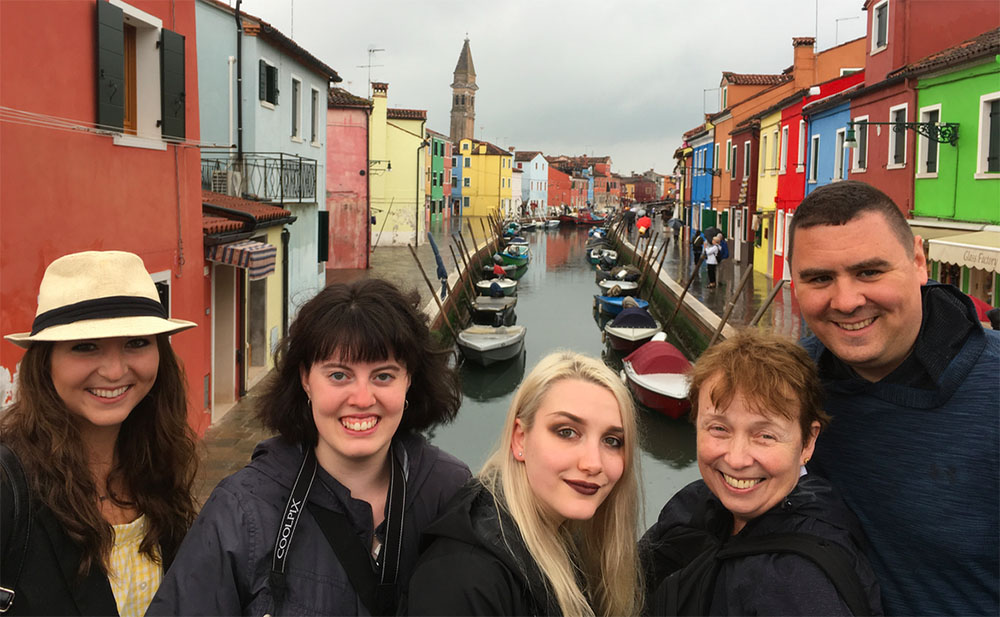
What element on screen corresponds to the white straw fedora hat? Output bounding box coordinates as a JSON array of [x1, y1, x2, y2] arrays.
[[4, 251, 197, 348]]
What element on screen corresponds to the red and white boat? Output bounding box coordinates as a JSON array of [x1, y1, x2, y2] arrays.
[[622, 334, 691, 419]]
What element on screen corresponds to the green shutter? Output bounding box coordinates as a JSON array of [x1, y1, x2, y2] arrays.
[[317, 210, 330, 262], [259, 59, 266, 101], [160, 28, 185, 139], [96, 0, 124, 131]]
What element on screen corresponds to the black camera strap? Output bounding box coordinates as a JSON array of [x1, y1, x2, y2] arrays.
[[269, 445, 406, 616], [268, 446, 317, 616]]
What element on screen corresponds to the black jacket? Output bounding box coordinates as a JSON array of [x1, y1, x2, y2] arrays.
[[0, 478, 119, 616], [407, 480, 560, 616], [641, 475, 883, 616], [147, 434, 470, 616]]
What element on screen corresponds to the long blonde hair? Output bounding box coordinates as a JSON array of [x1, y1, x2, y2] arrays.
[[479, 351, 643, 616]]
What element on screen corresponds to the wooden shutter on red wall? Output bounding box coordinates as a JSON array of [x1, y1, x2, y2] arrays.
[[160, 28, 186, 139], [96, 0, 125, 131]]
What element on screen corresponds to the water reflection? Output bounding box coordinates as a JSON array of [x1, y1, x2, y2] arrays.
[[460, 350, 526, 402], [434, 222, 700, 522]]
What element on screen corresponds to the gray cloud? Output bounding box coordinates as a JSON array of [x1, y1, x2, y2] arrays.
[[234, 0, 866, 173]]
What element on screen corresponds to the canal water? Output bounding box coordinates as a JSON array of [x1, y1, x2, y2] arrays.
[[425, 222, 700, 526]]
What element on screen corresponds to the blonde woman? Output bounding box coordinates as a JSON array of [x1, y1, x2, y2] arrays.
[[408, 351, 643, 616]]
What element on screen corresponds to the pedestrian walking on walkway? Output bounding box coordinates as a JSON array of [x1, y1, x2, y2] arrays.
[[704, 234, 722, 288], [1, 251, 199, 617], [149, 279, 470, 617]]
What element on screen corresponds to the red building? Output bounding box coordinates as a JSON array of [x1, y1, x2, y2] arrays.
[[845, 0, 999, 216], [547, 159, 572, 209], [326, 88, 372, 270], [771, 71, 866, 281], [1, 0, 210, 433]]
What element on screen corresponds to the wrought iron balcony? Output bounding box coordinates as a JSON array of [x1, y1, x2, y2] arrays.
[[201, 149, 317, 203]]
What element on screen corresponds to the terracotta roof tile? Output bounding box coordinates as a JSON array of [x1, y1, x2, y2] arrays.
[[792, 37, 815, 47], [387, 108, 427, 120], [891, 27, 999, 78], [721, 71, 793, 86], [203, 215, 244, 235], [514, 150, 542, 161], [328, 87, 370, 108], [202, 191, 292, 227]]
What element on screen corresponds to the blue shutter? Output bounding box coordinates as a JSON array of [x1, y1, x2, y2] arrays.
[[160, 28, 185, 139], [96, 0, 124, 131]]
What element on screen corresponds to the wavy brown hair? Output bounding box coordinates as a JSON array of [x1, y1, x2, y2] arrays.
[[0, 334, 198, 578], [256, 278, 462, 445]]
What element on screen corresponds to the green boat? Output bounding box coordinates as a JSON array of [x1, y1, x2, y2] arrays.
[[500, 244, 530, 267]]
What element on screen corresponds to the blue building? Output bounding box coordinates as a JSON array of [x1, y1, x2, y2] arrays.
[[689, 126, 716, 232], [802, 96, 852, 194], [514, 151, 549, 214]]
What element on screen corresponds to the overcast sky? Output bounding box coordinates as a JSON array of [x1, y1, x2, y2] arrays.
[[234, 0, 868, 175]]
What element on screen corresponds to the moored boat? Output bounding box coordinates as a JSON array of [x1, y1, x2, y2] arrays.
[[597, 279, 639, 296], [594, 295, 649, 315], [604, 308, 661, 353], [476, 277, 518, 297], [587, 248, 617, 265], [622, 334, 691, 419], [456, 325, 527, 367], [544, 219, 560, 229], [500, 243, 530, 267], [470, 296, 517, 327]]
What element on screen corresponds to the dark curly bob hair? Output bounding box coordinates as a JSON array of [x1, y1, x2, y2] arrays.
[[256, 278, 462, 445]]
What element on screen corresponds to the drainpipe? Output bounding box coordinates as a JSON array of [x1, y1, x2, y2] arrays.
[[282, 228, 290, 337], [235, 0, 244, 163], [416, 132, 428, 245], [365, 106, 372, 266]]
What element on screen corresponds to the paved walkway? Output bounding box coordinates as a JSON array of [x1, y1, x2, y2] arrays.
[[194, 214, 807, 504]]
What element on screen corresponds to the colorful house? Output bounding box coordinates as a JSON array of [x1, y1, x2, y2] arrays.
[[842, 0, 999, 218], [326, 87, 371, 271], [769, 70, 866, 282], [906, 28, 999, 306], [454, 138, 512, 217], [752, 108, 784, 276], [426, 129, 451, 222], [547, 161, 572, 211], [514, 151, 549, 215], [196, 0, 339, 337], [368, 82, 427, 247], [0, 0, 210, 433]]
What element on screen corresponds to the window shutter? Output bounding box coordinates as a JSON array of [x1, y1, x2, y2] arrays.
[[259, 60, 266, 100], [160, 28, 186, 139], [317, 210, 329, 262], [988, 100, 999, 172], [96, 0, 125, 131]]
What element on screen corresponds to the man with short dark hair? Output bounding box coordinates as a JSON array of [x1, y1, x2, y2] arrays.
[[787, 180, 999, 616]]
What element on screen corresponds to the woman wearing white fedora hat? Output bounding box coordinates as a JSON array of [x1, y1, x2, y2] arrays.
[[0, 250, 199, 616]]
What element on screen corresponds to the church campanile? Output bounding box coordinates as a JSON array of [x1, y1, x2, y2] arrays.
[[449, 37, 477, 142]]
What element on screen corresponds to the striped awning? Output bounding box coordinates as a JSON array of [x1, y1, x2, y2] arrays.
[[928, 231, 1000, 274], [206, 240, 277, 280]]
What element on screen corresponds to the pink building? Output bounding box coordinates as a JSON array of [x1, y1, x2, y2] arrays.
[[326, 87, 372, 270]]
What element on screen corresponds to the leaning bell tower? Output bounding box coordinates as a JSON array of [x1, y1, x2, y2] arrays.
[[449, 37, 477, 142]]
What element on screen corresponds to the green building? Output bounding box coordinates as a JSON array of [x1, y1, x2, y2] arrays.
[[427, 129, 449, 221], [906, 28, 999, 307]]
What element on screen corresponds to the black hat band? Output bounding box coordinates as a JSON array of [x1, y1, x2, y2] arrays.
[[30, 296, 168, 335]]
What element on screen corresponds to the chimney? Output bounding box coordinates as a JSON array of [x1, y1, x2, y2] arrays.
[[508, 146, 515, 152], [371, 82, 388, 97], [792, 37, 816, 89]]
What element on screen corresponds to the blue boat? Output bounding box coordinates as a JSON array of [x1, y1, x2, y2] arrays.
[[594, 295, 650, 315]]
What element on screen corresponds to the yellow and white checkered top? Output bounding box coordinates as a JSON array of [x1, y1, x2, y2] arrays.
[[109, 514, 162, 617]]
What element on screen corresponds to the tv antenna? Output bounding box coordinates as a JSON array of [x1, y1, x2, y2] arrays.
[[358, 46, 384, 98]]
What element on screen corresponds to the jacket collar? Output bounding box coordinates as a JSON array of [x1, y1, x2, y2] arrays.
[[35, 505, 118, 616]]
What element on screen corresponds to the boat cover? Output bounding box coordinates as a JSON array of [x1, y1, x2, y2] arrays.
[[624, 341, 690, 375], [612, 307, 657, 328]]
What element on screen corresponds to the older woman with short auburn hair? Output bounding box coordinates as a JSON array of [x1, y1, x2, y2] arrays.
[[642, 329, 883, 616]]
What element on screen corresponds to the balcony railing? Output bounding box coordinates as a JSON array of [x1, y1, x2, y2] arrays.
[[201, 150, 317, 203]]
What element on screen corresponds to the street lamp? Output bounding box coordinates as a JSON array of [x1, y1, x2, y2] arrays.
[[844, 120, 959, 148]]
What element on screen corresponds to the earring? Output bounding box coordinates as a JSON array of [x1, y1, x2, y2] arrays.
[[518, 451, 523, 458], [803, 457, 810, 465], [403, 399, 409, 410]]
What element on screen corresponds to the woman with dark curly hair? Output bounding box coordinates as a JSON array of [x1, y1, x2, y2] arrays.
[[149, 278, 470, 616], [0, 250, 199, 616]]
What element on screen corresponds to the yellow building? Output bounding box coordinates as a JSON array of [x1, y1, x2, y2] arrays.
[[456, 138, 512, 217], [369, 82, 427, 247], [753, 108, 782, 276]]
